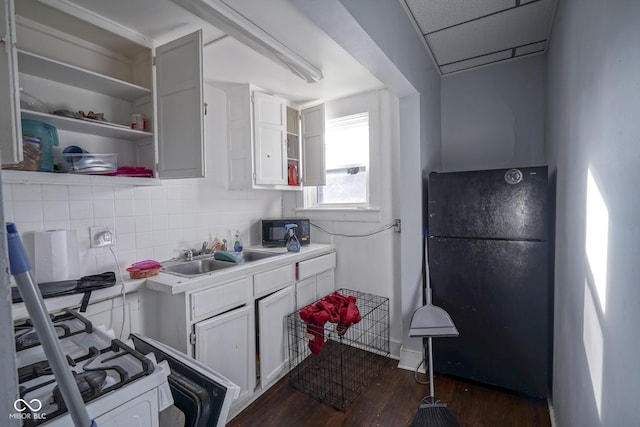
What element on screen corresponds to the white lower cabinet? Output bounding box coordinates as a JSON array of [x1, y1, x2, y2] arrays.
[[257, 285, 294, 389], [194, 304, 255, 406], [316, 269, 336, 299], [295, 252, 337, 309], [295, 276, 317, 310], [143, 248, 336, 417]]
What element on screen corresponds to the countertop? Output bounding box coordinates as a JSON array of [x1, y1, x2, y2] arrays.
[[10, 244, 335, 320], [11, 278, 146, 321], [146, 244, 335, 295]]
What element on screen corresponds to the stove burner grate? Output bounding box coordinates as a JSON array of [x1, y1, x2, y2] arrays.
[[14, 310, 93, 352], [18, 338, 156, 427], [53, 370, 108, 401]]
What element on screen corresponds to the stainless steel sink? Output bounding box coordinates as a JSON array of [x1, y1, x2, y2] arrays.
[[161, 250, 281, 277], [162, 258, 235, 277], [241, 251, 280, 262]]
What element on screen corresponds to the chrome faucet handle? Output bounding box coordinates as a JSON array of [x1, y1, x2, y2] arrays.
[[184, 249, 194, 261]]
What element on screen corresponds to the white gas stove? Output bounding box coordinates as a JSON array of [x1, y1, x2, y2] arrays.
[[13, 310, 173, 427]]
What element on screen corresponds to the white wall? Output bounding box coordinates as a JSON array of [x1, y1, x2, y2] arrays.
[[283, 89, 403, 355], [291, 0, 442, 370], [441, 55, 547, 171], [2, 84, 281, 277], [547, 0, 640, 426]]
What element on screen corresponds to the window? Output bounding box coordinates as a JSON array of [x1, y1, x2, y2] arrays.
[[310, 113, 369, 207]]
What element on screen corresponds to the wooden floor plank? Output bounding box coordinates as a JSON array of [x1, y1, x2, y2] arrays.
[[229, 355, 551, 427]]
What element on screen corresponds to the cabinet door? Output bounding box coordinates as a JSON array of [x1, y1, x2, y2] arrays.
[[195, 305, 255, 403], [226, 85, 252, 189], [258, 285, 294, 389], [253, 91, 287, 185], [301, 104, 325, 186], [295, 276, 316, 310], [156, 30, 205, 179], [0, 0, 22, 164], [316, 269, 336, 299]]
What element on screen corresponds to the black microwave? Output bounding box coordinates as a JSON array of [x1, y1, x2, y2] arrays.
[[261, 218, 310, 247]]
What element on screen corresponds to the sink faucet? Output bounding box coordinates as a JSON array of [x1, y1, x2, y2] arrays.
[[184, 249, 194, 261]]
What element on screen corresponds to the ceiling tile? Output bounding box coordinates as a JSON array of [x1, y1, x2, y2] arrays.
[[440, 50, 512, 74], [426, 0, 555, 65], [515, 41, 547, 56], [405, 0, 516, 33]]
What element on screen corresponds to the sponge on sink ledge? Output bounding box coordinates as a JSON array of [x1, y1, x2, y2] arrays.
[[213, 250, 244, 263]]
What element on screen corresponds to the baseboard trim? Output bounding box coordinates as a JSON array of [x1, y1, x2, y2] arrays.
[[397, 345, 425, 374], [548, 397, 557, 427]]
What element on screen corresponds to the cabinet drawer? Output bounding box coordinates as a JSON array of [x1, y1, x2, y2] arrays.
[[296, 253, 336, 281], [254, 264, 294, 298], [190, 276, 251, 322]]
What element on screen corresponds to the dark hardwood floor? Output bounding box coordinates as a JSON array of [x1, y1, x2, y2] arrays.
[[228, 356, 551, 427]]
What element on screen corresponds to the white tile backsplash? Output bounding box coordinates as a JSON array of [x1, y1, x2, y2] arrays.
[[43, 201, 70, 222], [69, 200, 93, 219], [2, 183, 12, 201], [134, 215, 153, 233], [13, 201, 44, 222], [91, 186, 115, 200], [115, 216, 135, 234], [151, 199, 168, 215], [93, 199, 115, 218], [152, 215, 169, 232], [41, 185, 68, 201], [115, 199, 134, 217], [12, 184, 42, 201], [5, 178, 282, 277], [133, 198, 153, 216], [68, 185, 93, 201]]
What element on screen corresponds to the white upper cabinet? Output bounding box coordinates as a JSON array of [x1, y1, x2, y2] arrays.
[[156, 30, 205, 179], [226, 83, 326, 191], [301, 104, 325, 187], [0, 0, 22, 164], [252, 91, 287, 185], [0, 0, 205, 184]]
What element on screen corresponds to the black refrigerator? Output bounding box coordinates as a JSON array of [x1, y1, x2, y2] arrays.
[[427, 166, 551, 398]]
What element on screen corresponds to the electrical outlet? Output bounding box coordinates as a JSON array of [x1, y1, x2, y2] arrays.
[[393, 219, 401, 233], [90, 226, 114, 248]]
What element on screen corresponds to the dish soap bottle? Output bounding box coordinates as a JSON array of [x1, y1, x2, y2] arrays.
[[233, 230, 243, 253], [285, 223, 301, 252]]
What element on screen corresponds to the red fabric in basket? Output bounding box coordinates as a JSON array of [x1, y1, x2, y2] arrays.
[[299, 291, 361, 355]]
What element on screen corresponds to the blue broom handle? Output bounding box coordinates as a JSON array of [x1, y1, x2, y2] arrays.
[[7, 223, 95, 427]]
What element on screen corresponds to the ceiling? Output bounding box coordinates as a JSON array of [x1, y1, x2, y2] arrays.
[[401, 0, 558, 75], [44, 0, 558, 100], [57, 0, 383, 105]]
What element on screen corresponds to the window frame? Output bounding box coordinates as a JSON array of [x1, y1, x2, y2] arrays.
[[294, 90, 385, 224], [304, 112, 371, 209]]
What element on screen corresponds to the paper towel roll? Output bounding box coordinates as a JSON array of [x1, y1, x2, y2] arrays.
[[34, 230, 80, 283]]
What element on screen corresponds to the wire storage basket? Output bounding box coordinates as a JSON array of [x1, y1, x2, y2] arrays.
[[287, 288, 390, 410]]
